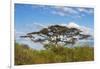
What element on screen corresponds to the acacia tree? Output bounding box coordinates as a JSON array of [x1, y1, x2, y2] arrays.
[[20, 25, 91, 48]]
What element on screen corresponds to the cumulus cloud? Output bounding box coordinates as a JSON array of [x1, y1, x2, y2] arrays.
[[66, 22, 93, 36], [67, 22, 80, 29]]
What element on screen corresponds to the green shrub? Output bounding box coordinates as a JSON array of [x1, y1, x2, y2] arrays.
[[15, 43, 94, 65]]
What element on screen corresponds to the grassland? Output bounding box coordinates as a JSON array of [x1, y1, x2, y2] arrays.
[[15, 43, 94, 65]]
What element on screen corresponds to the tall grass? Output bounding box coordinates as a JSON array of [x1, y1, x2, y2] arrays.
[[15, 43, 94, 65]]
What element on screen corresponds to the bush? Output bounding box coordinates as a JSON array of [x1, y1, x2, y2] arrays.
[[15, 43, 94, 65]]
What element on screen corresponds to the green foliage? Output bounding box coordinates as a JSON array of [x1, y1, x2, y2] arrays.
[[15, 43, 94, 65], [21, 25, 91, 47]]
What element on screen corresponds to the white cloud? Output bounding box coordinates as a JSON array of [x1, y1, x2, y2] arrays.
[[53, 6, 78, 14], [62, 7, 78, 14], [80, 26, 91, 35], [77, 8, 86, 12], [60, 23, 67, 26], [15, 31, 25, 35], [51, 6, 93, 18], [23, 22, 48, 33], [77, 8, 94, 14], [15, 31, 26, 40], [32, 22, 46, 28], [32, 5, 93, 17], [66, 22, 93, 36], [51, 11, 66, 16], [32, 5, 93, 18], [15, 22, 48, 41], [67, 22, 80, 29], [51, 6, 78, 16]]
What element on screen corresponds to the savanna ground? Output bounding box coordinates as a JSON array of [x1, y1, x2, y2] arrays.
[[15, 42, 94, 65]]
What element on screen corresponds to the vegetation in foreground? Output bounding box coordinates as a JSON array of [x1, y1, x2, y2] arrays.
[[15, 43, 94, 65]]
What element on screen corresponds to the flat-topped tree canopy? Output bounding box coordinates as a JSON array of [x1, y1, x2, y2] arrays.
[[20, 25, 91, 47]]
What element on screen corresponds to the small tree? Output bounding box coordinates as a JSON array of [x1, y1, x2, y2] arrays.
[[20, 25, 91, 48]]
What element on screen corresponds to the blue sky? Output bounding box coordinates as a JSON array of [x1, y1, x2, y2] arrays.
[[15, 4, 94, 49]]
